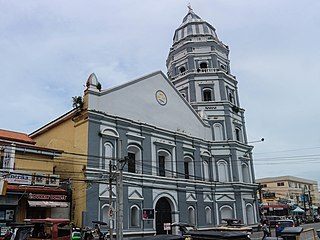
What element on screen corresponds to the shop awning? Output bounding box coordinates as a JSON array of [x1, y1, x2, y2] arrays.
[[262, 205, 288, 209], [28, 200, 69, 208], [293, 206, 305, 213], [7, 185, 67, 194]]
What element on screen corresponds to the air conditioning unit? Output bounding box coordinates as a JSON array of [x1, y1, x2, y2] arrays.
[[34, 173, 47, 185], [48, 174, 60, 186]]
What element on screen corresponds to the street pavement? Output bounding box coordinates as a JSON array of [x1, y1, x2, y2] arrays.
[[250, 222, 320, 240]]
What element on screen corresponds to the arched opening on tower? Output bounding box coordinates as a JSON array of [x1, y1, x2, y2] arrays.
[[203, 88, 213, 101], [179, 66, 186, 73], [155, 197, 172, 234], [200, 62, 208, 69]]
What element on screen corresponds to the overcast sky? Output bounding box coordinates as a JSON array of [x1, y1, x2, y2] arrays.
[[1, 0, 320, 183]]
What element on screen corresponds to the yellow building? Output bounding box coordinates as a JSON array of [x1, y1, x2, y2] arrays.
[[29, 106, 89, 227], [0, 129, 69, 225], [256, 176, 320, 216]]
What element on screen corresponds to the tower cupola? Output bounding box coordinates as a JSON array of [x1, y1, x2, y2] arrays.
[[166, 6, 230, 83], [173, 6, 219, 44]]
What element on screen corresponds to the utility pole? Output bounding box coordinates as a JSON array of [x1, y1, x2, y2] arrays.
[[116, 159, 124, 240], [303, 186, 306, 219], [109, 161, 113, 240], [309, 189, 313, 218], [116, 140, 124, 240], [258, 184, 263, 203]]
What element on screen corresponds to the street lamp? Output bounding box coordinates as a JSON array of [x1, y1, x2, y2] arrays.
[[248, 138, 265, 144]]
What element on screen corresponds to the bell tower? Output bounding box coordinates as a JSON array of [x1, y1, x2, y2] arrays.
[[166, 6, 247, 144]]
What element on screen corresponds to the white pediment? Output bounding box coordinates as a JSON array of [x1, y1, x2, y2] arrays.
[[87, 71, 212, 140], [186, 192, 197, 202], [128, 190, 144, 200], [216, 194, 235, 202], [99, 184, 116, 198], [203, 192, 213, 202]]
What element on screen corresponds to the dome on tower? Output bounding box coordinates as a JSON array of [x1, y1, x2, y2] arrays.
[[173, 6, 218, 43]]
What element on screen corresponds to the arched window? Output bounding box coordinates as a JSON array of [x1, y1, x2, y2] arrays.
[[205, 206, 212, 224], [101, 204, 110, 224], [131, 205, 140, 227], [246, 204, 255, 225], [242, 163, 250, 183], [179, 66, 186, 73], [104, 142, 114, 170], [203, 88, 213, 101], [213, 123, 223, 141], [203, 160, 209, 181], [228, 92, 234, 103], [127, 145, 142, 174], [200, 62, 208, 69], [128, 152, 136, 173], [217, 160, 229, 182], [180, 89, 188, 100], [235, 128, 242, 142], [158, 150, 172, 177], [220, 205, 233, 221], [184, 156, 194, 179], [188, 206, 196, 225]]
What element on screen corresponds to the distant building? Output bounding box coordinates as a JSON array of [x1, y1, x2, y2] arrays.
[[0, 129, 69, 225], [256, 176, 320, 216], [30, 7, 259, 237]]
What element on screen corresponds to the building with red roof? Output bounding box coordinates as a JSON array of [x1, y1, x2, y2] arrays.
[[0, 129, 70, 225]]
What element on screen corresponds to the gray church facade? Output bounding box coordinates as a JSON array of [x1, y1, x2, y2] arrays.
[[82, 8, 259, 237]]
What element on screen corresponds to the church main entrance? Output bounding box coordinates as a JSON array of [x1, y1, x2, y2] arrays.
[[155, 197, 172, 234]]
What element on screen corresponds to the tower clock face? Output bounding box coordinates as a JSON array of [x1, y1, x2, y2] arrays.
[[155, 90, 167, 106]]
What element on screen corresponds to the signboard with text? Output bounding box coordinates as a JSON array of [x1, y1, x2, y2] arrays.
[[28, 193, 67, 201], [142, 209, 154, 220], [2, 146, 15, 171], [164, 223, 171, 231], [4, 171, 32, 185]]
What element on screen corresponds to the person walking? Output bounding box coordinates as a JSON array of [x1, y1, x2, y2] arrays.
[[262, 220, 270, 239]]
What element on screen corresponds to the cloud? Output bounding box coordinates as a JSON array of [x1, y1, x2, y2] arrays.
[[1, 0, 320, 183]]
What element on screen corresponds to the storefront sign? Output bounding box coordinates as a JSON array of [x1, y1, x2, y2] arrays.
[[28, 193, 67, 201], [0, 226, 10, 236], [2, 145, 15, 171], [6, 171, 32, 185], [273, 208, 284, 210]]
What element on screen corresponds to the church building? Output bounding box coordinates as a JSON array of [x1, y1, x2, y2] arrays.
[[30, 7, 259, 238]]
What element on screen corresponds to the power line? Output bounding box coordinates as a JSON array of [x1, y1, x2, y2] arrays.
[[254, 146, 320, 155]]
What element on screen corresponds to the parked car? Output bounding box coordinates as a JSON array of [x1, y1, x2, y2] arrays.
[[275, 220, 295, 237], [266, 216, 282, 228]]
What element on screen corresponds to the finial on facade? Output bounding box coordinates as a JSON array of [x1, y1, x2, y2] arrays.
[[187, 3, 193, 12], [86, 73, 102, 92]]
